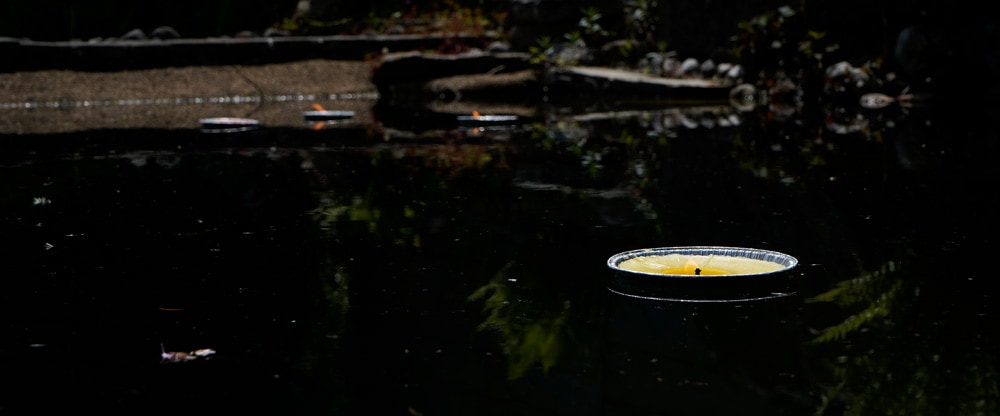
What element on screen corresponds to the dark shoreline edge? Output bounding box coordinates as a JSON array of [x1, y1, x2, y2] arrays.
[[1, 33, 494, 72]]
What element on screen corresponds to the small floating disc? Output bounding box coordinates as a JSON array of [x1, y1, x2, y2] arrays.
[[456, 114, 519, 126], [303, 110, 355, 121], [199, 117, 261, 133]]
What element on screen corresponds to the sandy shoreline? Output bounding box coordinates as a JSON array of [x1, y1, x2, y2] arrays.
[[0, 59, 378, 134]]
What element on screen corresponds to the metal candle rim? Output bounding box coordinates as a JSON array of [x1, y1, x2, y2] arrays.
[[198, 117, 261, 133], [456, 114, 520, 125], [303, 110, 355, 120], [199, 117, 260, 127]]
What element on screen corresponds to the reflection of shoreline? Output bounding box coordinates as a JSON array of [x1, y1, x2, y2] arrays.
[[3, 49, 749, 136], [0, 94, 377, 135], [0, 59, 377, 135], [372, 102, 744, 138]]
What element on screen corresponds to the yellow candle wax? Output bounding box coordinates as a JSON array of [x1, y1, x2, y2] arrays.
[[660, 258, 732, 275], [618, 254, 784, 276]]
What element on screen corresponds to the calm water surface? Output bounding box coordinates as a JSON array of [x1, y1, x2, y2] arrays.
[[1, 101, 997, 414]]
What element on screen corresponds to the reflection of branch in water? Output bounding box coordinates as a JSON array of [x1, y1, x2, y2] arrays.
[[551, 105, 743, 133], [231, 65, 266, 117], [806, 260, 1000, 415], [468, 261, 574, 380], [807, 261, 902, 343]]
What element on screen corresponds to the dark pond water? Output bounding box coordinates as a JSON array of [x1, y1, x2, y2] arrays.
[[2, 99, 998, 415]]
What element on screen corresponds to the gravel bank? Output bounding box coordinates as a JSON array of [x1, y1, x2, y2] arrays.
[[0, 59, 378, 134]]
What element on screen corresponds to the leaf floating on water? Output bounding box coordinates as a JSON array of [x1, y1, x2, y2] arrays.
[[161, 350, 195, 363], [160, 343, 216, 363], [192, 348, 216, 358]]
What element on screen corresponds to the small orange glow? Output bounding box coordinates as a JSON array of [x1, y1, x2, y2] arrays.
[[657, 257, 729, 275], [684, 258, 700, 274], [472, 110, 481, 117], [312, 103, 327, 129]]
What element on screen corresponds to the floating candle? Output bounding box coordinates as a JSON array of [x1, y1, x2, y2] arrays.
[[304, 103, 355, 121], [199, 117, 261, 133], [607, 246, 799, 301], [617, 254, 784, 276], [303, 110, 355, 121]]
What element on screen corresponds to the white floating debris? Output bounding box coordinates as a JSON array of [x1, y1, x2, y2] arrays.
[[161, 343, 217, 363], [192, 348, 217, 358]]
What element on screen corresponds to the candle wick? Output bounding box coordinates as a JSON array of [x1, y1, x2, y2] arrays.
[[695, 268, 702, 275]]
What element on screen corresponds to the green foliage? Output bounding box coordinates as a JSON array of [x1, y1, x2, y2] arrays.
[[730, 1, 837, 82], [623, 0, 658, 47], [809, 281, 900, 344], [468, 262, 575, 379], [808, 261, 901, 343], [283, 0, 504, 37], [807, 257, 1000, 415], [808, 261, 897, 306], [616, 39, 634, 59], [577, 6, 613, 41], [527, 36, 555, 66]]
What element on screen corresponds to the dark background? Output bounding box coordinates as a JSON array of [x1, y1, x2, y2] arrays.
[[0, 0, 298, 40], [0, 0, 984, 52], [4, 0, 997, 87]]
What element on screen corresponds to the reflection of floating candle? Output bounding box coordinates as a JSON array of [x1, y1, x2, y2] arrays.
[[304, 104, 355, 130], [457, 110, 519, 126], [618, 254, 784, 276]]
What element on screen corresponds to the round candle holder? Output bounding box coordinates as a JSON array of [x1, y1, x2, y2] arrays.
[[607, 246, 799, 302], [456, 114, 519, 127], [303, 110, 355, 122]]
